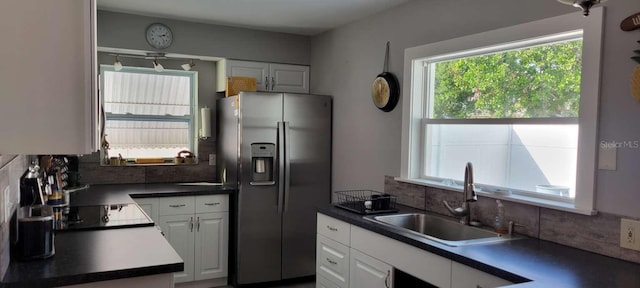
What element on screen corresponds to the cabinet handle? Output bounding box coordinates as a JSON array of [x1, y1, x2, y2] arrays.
[[326, 225, 338, 231], [204, 202, 220, 206], [385, 270, 390, 288], [265, 76, 269, 90], [326, 258, 337, 265], [169, 204, 186, 208], [196, 217, 200, 232], [189, 217, 194, 232], [271, 76, 275, 90]]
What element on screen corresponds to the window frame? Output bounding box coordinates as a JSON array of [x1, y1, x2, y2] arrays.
[[400, 8, 604, 215], [99, 65, 199, 164]]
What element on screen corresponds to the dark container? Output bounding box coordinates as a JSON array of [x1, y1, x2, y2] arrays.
[[16, 205, 55, 260]]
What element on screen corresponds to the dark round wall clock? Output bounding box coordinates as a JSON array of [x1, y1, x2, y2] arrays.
[[372, 42, 399, 112]]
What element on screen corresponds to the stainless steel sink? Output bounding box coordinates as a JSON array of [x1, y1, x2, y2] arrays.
[[364, 213, 518, 247]]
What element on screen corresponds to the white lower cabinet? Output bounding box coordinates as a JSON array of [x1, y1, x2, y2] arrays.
[[145, 195, 229, 286], [158, 214, 196, 283], [316, 234, 350, 288], [316, 213, 513, 288], [194, 212, 229, 281], [134, 197, 158, 222], [451, 261, 513, 288], [349, 249, 393, 288], [317, 275, 342, 288]]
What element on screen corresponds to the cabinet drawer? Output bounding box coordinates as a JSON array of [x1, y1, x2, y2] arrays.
[[195, 195, 229, 213], [451, 261, 513, 288], [317, 275, 341, 288], [159, 196, 196, 216], [317, 213, 350, 245], [317, 234, 349, 288]]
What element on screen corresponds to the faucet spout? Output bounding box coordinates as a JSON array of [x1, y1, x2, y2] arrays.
[[443, 162, 477, 225], [464, 162, 477, 203]]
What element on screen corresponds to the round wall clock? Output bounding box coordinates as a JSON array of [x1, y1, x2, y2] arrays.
[[146, 23, 173, 50], [372, 72, 399, 112], [372, 42, 399, 112]]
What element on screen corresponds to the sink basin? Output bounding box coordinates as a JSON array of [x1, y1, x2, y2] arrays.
[[364, 213, 517, 246]]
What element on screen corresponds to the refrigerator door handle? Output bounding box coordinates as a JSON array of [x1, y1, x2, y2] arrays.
[[283, 121, 291, 212], [277, 121, 285, 214]]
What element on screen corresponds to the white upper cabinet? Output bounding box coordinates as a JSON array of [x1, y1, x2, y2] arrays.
[[219, 60, 270, 91], [0, 0, 98, 154], [269, 63, 309, 94], [217, 59, 309, 94]]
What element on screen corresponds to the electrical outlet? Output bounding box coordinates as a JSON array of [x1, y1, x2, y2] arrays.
[[621, 218, 640, 250], [209, 154, 216, 166]]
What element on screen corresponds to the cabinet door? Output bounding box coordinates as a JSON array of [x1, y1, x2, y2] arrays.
[[158, 214, 195, 283], [350, 248, 393, 288], [194, 212, 229, 281], [226, 60, 270, 91], [134, 198, 158, 222], [0, 0, 97, 154], [269, 63, 309, 93], [451, 261, 513, 288]]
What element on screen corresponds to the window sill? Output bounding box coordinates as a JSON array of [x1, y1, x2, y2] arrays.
[[394, 177, 597, 216], [100, 162, 199, 167]]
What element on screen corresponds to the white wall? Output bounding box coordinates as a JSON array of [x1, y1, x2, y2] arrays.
[[98, 10, 311, 65], [310, 0, 640, 217]]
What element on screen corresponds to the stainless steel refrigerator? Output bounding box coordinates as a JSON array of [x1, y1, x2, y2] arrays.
[[217, 91, 332, 285]]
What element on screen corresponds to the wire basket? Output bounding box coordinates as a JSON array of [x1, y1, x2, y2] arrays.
[[333, 190, 398, 215]]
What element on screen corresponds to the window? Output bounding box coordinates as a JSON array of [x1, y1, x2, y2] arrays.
[[401, 9, 603, 214], [100, 65, 198, 162]]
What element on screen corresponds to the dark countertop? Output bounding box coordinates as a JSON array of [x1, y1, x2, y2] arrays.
[[2, 182, 236, 288], [318, 205, 640, 288], [69, 182, 236, 206]]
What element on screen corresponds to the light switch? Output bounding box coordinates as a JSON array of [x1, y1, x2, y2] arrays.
[[598, 146, 617, 170], [209, 154, 216, 166]]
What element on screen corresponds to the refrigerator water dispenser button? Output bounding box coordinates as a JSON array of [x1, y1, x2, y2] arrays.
[[250, 143, 275, 185]]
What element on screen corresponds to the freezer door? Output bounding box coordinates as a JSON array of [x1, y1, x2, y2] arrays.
[[282, 93, 332, 279], [236, 92, 284, 284]]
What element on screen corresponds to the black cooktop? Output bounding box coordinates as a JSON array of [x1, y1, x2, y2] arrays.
[[54, 204, 153, 231]]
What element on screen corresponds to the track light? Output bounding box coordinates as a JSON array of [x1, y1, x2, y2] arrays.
[[153, 58, 164, 72], [114, 55, 123, 71], [557, 0, 607, 16], [181, 59, 196, 71]]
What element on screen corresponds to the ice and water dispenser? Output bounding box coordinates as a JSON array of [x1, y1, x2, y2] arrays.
[[250, 143, 275, 185]]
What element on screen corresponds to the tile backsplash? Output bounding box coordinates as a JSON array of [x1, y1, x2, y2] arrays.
[[77, 138, 217, 185], [384, 175, 640, 263], [0, 155, 30, 280]]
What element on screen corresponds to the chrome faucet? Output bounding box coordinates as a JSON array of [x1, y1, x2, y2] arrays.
[[443, 162, 477, 225]]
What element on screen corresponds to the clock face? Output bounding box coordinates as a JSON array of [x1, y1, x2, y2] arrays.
[[372, 76, 391, 108], [146, 23, 173, 50]]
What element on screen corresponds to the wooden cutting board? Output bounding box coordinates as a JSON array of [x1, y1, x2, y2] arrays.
[[633, 65, 640, 101]]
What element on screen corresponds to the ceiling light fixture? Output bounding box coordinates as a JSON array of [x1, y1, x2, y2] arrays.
[[181, 59, 196, 71], [153, 58, 164, 72], [114, 55, 123, 71], [557, 0, 607, 16]]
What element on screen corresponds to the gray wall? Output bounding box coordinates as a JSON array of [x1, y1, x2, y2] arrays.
[[310, 0, 640, 217], [98, 10, 311, 65]]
